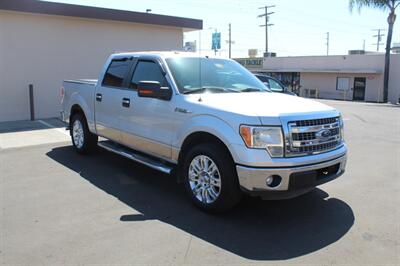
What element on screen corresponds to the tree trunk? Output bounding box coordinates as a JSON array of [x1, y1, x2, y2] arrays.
[[383, 11, 395, 103]]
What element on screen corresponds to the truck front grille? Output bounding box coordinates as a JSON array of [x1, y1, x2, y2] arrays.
[[294, 117, 338, 127], [286, 117, 342, 157]]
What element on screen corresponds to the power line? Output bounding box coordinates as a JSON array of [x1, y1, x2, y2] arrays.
[[372, 29, 385, 51], [258, 5, 275, 56]]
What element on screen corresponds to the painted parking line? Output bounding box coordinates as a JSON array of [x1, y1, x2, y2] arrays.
[[38, 120, 70, 136], [0, 120, 70, 150]]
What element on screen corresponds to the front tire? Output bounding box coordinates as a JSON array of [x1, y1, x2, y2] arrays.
[[70, 113, 97, 154], [182, 143, 242, 212]]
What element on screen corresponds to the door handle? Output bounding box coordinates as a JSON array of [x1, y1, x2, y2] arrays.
[[122, 98, 130, 108], [96, 93, 102, 102]]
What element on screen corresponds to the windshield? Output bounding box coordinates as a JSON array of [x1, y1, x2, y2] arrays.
[[166, 57, 270, 94]]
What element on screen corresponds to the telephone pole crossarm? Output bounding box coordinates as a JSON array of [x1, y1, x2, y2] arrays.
[[372, 29, 386, 52], [258, 5, 275, 56]]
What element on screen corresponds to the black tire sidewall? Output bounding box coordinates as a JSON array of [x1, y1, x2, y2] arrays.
[[70, 114, 94, 154], [182, 143, 241, 212]]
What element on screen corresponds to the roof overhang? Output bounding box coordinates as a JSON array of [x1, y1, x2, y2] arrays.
[[0, 0, 203, 30], [261, 69, 382, 74]]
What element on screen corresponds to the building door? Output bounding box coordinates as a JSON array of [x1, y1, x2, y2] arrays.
[[353, 77, 366, 101]]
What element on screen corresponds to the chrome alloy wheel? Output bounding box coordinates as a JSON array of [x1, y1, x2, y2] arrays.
[[188, 155, 222, 204], [72, 120, 84, 149]]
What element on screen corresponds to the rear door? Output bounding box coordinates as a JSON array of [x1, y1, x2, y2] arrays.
[[94, 57, 133, 142], [118, 59, 174, 160]]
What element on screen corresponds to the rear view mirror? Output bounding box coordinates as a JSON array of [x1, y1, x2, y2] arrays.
[[138, 81, 172, 101]]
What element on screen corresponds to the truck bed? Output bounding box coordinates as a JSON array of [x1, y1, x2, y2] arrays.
[[64, 79, 98, 85], [62, 79, 97, 129]]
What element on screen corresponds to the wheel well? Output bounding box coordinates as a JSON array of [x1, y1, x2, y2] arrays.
[[176, 132, 233, 182], [69, 104, 85, 127]]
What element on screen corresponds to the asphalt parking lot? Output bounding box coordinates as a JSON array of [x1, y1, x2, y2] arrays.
[[0, 100, 399, 265]]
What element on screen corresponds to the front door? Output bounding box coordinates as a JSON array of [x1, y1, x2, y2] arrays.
[[353, 77, 366, 101], [118, 59, 174, 160]]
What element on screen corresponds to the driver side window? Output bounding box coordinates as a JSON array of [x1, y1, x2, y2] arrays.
[[268, 78, 284, 92], [130, 61, 168, 90]]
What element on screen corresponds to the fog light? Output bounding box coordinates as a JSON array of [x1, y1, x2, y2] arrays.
[[266, 175, 282, 188]]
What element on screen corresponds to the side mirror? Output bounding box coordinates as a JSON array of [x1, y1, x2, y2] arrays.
[[137, 81, 172, 101]]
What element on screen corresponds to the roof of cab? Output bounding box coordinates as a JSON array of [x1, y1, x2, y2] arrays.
[[112, 51, 229, 60]]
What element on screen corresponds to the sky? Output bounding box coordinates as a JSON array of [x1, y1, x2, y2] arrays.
[[43, 0, 400, 58]]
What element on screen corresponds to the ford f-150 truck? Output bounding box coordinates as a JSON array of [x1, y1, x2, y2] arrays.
[[61, 51, 347, 212]]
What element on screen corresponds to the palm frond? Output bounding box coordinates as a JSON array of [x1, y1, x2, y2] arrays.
[[349, 0, 391, 12]]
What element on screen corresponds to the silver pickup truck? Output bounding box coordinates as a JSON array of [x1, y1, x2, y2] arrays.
[[61, 51, 347, 212]]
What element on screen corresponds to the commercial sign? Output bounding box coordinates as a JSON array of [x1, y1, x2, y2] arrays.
[[211, 32, 221, 50], [184, 41, 197, 52], [235, 58, 264, 68]]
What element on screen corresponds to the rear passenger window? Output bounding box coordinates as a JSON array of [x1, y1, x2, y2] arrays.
[[130, 61, 168, 90], [102, 59, 130, 88]]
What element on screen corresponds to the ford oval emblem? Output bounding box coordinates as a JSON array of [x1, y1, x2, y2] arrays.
[[317, 129, 332, 139]]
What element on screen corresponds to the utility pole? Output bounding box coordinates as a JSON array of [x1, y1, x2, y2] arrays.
[[372, 29, 385, 52], [325, 32, 330, 56], [228, 23, 232, 58], [363, 39, 366, 51], [225, 23, 235, 58], [258, 5, 275, 57]]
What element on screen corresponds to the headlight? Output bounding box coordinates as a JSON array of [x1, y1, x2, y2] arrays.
[[239, 125, 284, 157]]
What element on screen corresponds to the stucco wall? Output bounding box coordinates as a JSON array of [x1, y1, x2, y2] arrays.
[[300, 73, 383, 102], [388, 54, 400, 104], [262, 54, 385, 72], [262, 54, 400, 103], [0, 10, 184, 122]]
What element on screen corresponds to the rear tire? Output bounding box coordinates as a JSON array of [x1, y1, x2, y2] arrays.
[[70, 113, 97, 154], [182, 143, 242, 213]]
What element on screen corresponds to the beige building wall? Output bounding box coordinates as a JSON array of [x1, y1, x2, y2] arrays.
[[262, 54, 400, 103], [0, 10, 184, 122], [263, 54, 386, 72], [300, 73, 383, 102]]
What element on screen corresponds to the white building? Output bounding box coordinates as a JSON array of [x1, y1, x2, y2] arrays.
[[237, 54, 400, 104], [0, 0, 202, 122]]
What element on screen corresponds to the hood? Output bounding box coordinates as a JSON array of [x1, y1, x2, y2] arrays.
[[189, 92, 336, 119]]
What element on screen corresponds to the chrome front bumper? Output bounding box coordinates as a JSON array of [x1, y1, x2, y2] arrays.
[[236, 153, 347, 199]]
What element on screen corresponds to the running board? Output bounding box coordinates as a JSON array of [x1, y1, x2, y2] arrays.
[[98, 141, 173, 174]]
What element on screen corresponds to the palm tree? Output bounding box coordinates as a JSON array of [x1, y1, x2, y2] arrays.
[[349, 0, 399, 102]]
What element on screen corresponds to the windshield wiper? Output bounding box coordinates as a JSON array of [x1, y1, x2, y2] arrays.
[[240, 87, 265, 92], [183, 87, 239, 94]]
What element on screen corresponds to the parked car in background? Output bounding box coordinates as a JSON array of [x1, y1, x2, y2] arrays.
[[254, 73, 297, 96], [61, 52, 347, 212]]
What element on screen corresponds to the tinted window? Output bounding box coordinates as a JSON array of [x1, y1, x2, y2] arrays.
[[268, 78, 284, 92], [256, 75, 269, 82], [102, 59, 130, 88], [130, 61, 167, 89]]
